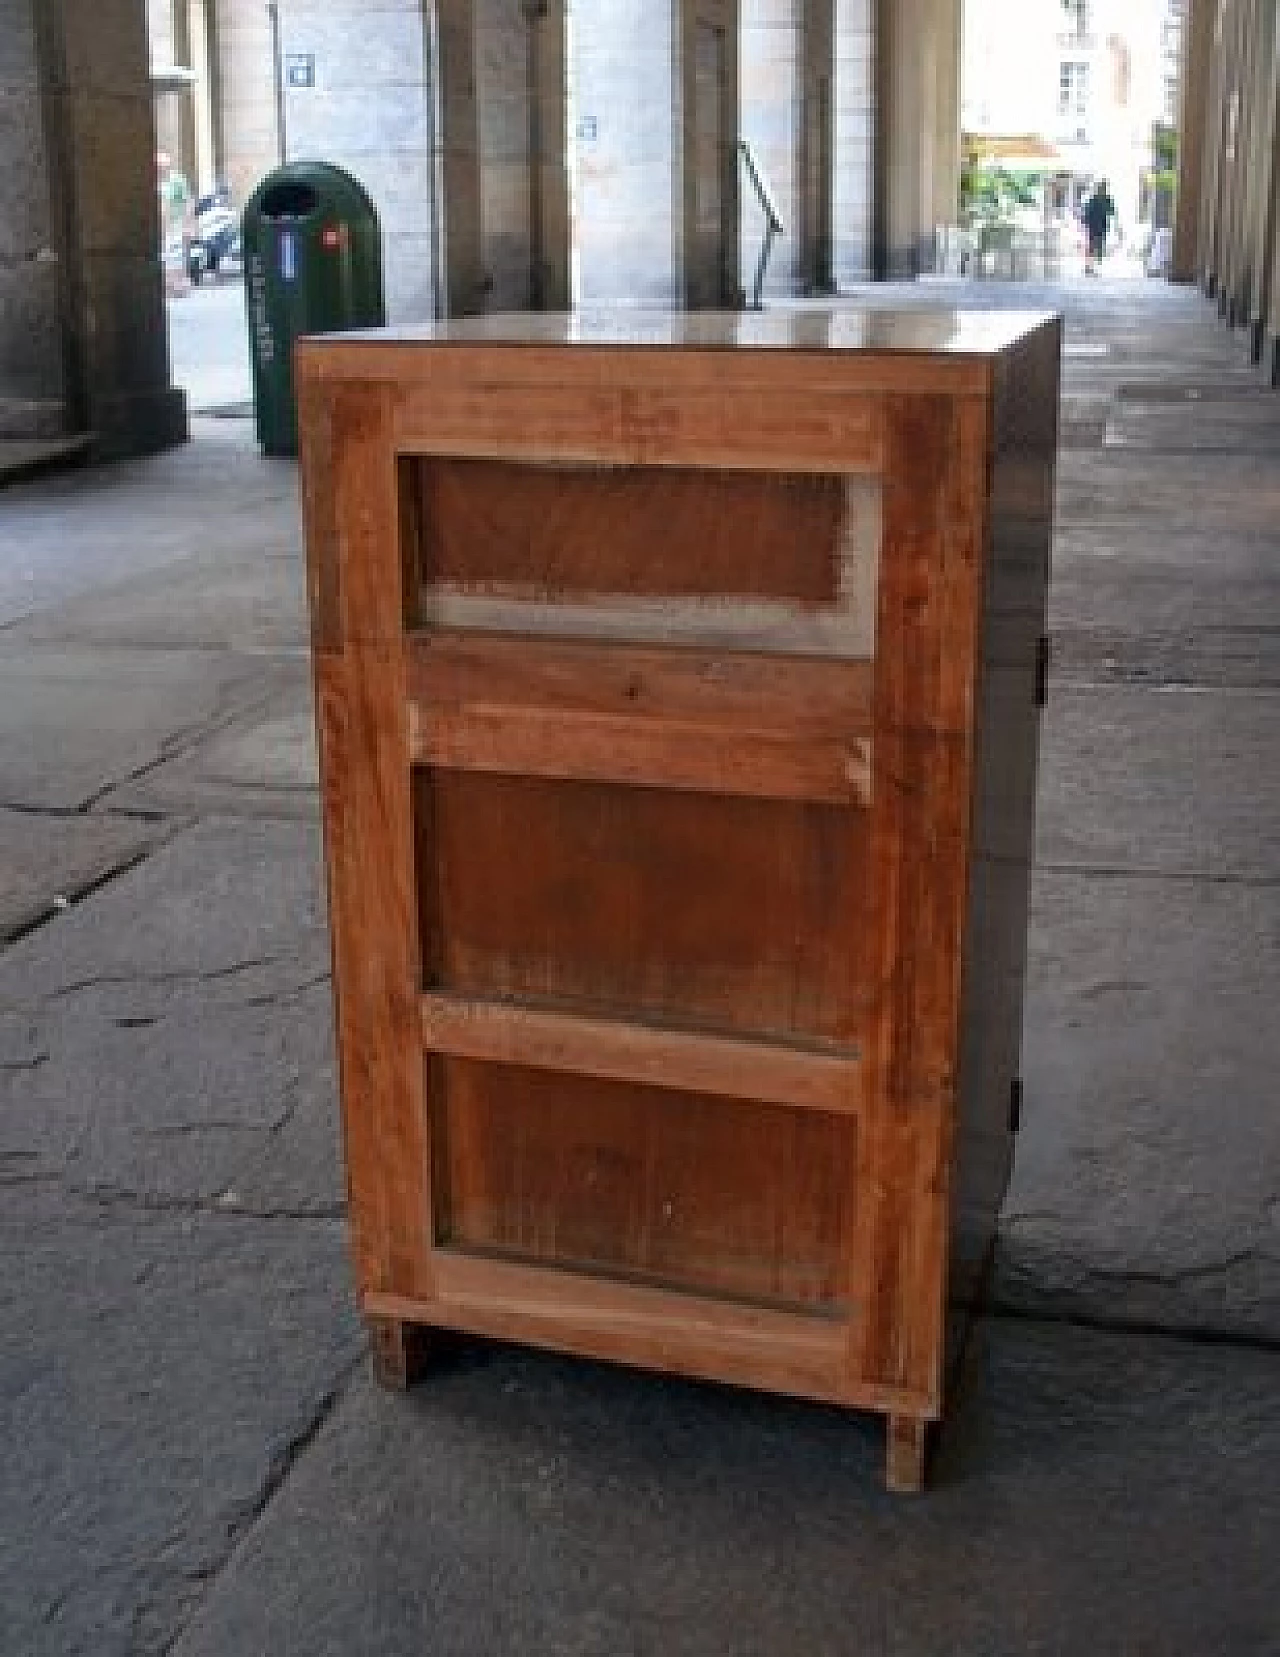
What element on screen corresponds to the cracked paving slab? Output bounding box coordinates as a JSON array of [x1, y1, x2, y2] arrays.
[[170, 1319, 1280, 1657], [0, 808, 162, 943], [0, 645, 286, 812], [0, 817, 344, 1213], [1000, 867, 1280, 1341], [113, 670, 321, 821], [0, 1183, 363, 1657]]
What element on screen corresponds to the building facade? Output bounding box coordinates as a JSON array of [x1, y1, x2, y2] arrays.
[[963, 0, 1178, 236]]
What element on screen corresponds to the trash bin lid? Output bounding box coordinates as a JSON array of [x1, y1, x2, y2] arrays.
[[245, 161, 379, 229]]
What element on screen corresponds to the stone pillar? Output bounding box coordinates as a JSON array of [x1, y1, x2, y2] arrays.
[[1241, 0, 1278, 345], [930, 0, 961, 233], [434, 0, 485, 316], [677, 0, 740, 308], [473, 0, 570, 312], [570, 0, 738, 308], [832, 0, 873, 285], [1173, 0, 1214, 282], [738, 0, 836, 298], [871, 0, 960, 278], [800, 0, 836, 292], [215, 0, 281, 203], [186, 0, 218, 193], [570, 0, 678, 304], [0, 0, 186, 452], [279, 1, 440, 321], [739, 0, 803, 297]]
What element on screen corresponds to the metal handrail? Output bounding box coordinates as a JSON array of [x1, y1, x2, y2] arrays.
[[737, 140, 784, 309]]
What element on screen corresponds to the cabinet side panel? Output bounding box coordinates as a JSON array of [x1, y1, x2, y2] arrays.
[[951, 320, 1060, 1311]]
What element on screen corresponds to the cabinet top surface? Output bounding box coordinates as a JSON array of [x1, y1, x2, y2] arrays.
[[311, 307, 1059, 360]]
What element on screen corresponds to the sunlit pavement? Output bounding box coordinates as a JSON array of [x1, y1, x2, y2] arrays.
[[167, 274, 254, 415]]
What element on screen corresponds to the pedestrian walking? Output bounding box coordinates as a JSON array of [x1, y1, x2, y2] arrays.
[[1082, 178, 1115, 275]]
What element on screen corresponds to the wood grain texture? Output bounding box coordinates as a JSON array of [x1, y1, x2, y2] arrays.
[[886, 1415, 930, 1493], [407, 633, 873, 804], [421, 994, 863, 1112], [429, 1059, 856, 1310], [846, 393, 992, 1412], [368, 1315, 438, 1391], [411, 458, 851, 602], [417, 770, 870, 1045], [316, 646, 431, 1301], [392, 382, 884, 473]]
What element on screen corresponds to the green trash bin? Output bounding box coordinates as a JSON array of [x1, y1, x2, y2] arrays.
[[242, 162, 385, 456]]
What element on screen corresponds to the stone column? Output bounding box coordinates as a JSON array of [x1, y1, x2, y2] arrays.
[[930, 0, 961, 234], [0, 0, 186, 453], [280, 0, 440, 321], [676, 0, 740, 308], [473, 0, 570, 312], [1241, 0, 1278, 347], [739, 0, 803, 297], [832, 0, 873, 285], [215, 0, 281, 203], [570, 0, 738, 308], [570, 0, 678, 303], [434, 0, 485, 316], [871, 0, 960, 278], [1173, 0, 1214, 282], [872, 0, 922, 277]]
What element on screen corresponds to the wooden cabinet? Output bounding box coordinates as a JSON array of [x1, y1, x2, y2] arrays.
[[297, 309, 1060, 1491]]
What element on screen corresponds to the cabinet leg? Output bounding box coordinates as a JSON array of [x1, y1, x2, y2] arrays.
[[885, 1414, 930, 1494], [368, 1316, 436, 1392]]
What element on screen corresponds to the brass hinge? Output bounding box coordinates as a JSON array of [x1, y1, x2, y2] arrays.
[[1009, 1076, 1024, 1134], [1035, 635, 1051, 708]]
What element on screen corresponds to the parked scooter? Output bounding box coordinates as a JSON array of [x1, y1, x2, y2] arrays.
[[187, 186, 241, 284]]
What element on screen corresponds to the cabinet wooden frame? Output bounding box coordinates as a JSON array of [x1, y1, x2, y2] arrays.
[[299, 311, 1060, 1493]]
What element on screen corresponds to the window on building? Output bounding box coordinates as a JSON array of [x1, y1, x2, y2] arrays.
[[1164, 72, 1181, 123], [1059, 60, 1090, 118], [1062, 0, 1090, 37]]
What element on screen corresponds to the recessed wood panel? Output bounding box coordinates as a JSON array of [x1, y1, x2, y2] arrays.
[[417, 771, 869, 1044], [404, 460, 881, 643], [430, 1058, 856, 1311]]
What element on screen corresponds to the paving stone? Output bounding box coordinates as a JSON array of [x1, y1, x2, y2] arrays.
[[0, 645, 279, 811], [0, 818, 339, 1208], [170, 1319, 1280, 1657], [1003, 868, 1280, 1341], [0, 435, 298, 629], [115, 672, 321, 820], [1035, 684, 1280, 880], [0, 807, 160, 942], [0, 815, 330, 1009], [13, 551, 309, 652], [0, 1186, 362, 1657]]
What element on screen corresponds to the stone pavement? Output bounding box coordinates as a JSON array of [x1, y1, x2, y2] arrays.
[[0, 281, 1277, 1656]]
